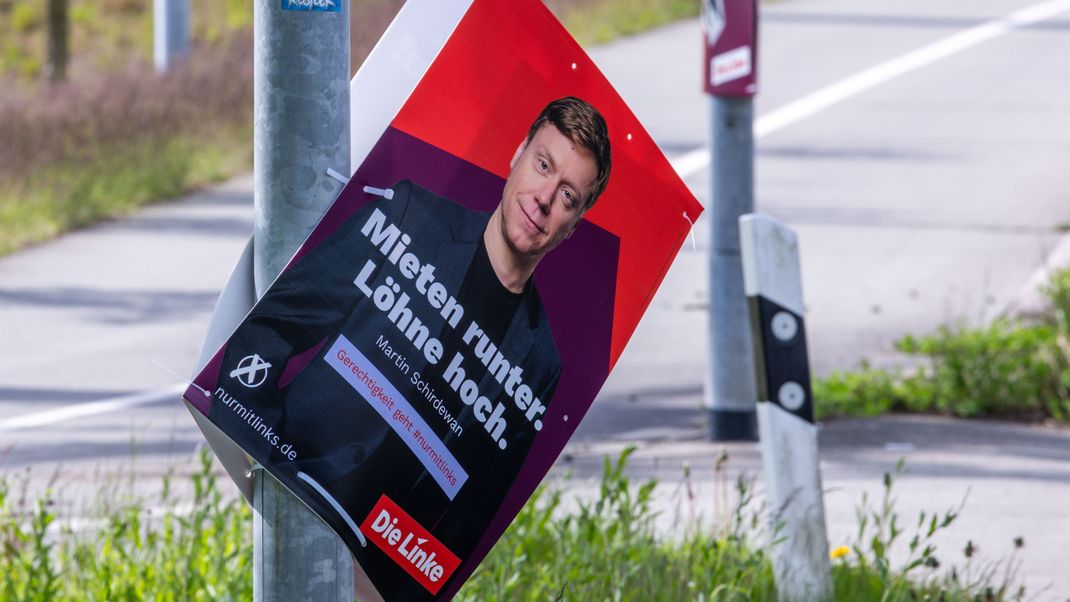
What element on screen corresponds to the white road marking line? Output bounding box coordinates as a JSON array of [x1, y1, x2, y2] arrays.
[[0, 383, 187, 433], [669, 0, 1070, 179]]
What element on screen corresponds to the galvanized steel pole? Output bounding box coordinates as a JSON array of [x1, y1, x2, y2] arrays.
[[706, 96, 759, 440], [252, 0, 352, 599]]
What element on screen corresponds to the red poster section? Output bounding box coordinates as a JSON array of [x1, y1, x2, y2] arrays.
[[392, 0, 702, 370]]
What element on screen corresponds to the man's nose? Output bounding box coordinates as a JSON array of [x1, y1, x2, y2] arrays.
[[535, 181, 556, 213]]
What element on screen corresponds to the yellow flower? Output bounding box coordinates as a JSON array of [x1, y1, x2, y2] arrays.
[[830, 545, 850, 560]]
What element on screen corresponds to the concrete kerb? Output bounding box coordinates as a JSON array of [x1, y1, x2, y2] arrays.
[[1002, 232, 1070, 319]]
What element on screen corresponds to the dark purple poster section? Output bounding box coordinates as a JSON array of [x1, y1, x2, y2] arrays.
[[185, 126, 618, 601]]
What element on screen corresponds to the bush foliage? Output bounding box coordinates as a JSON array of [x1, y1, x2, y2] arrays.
[[816, 268, 1070, 422]]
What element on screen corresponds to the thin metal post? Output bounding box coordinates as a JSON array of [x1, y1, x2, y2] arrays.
[[252, 0, 352, 599], [45, 0, 69, 82], [153, 0, 190, 72], [706, 96, 758, 440]]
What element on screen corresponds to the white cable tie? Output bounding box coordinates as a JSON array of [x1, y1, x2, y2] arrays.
[[298, 471, 368, 547], [682, 211, 697, 252], [152, 360, 211, 398], [325, 167, 349, 185], [247, 462, 265, 477], [363, 185, 395, 200]]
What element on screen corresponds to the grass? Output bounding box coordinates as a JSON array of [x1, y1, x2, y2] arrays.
[[0, 448, 1024, 601], [0, 28, 255, 254], [457, 449, 776, 601], [0, 0, 253, 78], [0, 130, 250, 254], [0, 451, 252, 601], [548, 0, 699, 45], [815, 267, 1070, 423]]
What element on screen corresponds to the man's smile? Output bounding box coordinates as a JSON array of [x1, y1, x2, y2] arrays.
[[520, 203, 546, 234]]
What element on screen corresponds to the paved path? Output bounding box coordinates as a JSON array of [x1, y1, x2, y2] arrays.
[[2, 0, 1069, 597]]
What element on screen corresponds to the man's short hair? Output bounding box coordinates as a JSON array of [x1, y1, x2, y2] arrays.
[[525, 97, 611, 210]]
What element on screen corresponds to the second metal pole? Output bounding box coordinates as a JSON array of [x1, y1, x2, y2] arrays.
[[153, 0, 189, 73], [706, 95, 758, 441], [252, 0, 352, 599]]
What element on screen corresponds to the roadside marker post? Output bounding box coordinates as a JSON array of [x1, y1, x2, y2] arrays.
[[252, 0, 353, 599], [740, 213, 832, 602], [702, 0, 761, 441]]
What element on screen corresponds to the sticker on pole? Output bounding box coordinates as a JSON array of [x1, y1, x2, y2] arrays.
[[183, 0, 702, 599], [281, 0, 341, 13], [703, 0, 758, 96]]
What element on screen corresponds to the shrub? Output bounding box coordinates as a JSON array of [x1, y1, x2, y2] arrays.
[[815, 266, 1070, 423]]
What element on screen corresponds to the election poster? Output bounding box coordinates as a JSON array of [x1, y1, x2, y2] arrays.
[[183, 0, 702, 599]]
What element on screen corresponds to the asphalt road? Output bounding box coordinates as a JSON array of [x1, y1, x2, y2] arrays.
[[2, 0, 1069, 597]]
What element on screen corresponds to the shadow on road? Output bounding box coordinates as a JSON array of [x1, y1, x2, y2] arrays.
[[0, 287, 219, 323]]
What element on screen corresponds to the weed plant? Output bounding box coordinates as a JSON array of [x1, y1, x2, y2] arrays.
[[816, 267, 1070, 422], [1, 448, 1023, 601], [457, 448, 776, 601], [0, 451, 251, 601], [830, 460, 1025, 601]]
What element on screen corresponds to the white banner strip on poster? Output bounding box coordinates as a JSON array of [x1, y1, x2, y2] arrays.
[[349, 0, 475, 173]]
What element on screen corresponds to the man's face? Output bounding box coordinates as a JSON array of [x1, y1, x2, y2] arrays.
[[498, 123, 599, 263]]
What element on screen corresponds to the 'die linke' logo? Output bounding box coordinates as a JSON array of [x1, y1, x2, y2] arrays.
[[361, 495, 461, 594], [352, 208, 551, 452], [372, 511, 444, 582], [230, 354, 271, 388]]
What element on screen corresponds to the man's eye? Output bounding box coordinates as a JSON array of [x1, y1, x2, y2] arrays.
[[538, 159, 549, 172], [562, 189, 575, 207]]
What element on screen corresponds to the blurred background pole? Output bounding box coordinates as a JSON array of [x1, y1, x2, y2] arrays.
[[702, 0, 759, 441], [153, 0, 189, 72], [45, 0, 69, 82], [252, 0, 352, 600], [706, 96, 758, 440]]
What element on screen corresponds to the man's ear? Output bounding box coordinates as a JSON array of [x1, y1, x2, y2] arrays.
[[509, 139, 526, 171]]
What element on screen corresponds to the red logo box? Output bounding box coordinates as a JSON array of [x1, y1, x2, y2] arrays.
[[361, 495, 461, 594]]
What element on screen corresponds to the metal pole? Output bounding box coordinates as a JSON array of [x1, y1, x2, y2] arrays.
[[252, 0, 352, 599], [45, 0, 68, 82], [706, 95, 758, 440], [153, 0, 190, 72]]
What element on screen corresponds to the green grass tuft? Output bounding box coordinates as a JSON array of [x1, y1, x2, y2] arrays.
[[815, 266, 1070, 423]]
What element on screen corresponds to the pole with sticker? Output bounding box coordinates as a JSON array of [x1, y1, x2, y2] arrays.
[[253, 0, 353, 599], [740, 213, 832, 602], [703, 0, 760, 440]]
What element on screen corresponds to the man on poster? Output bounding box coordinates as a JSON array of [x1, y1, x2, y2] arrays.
[[204, 97, 611, 594]]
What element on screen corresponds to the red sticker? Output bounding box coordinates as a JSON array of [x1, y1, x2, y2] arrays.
[[361, 495, 462, 594]]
